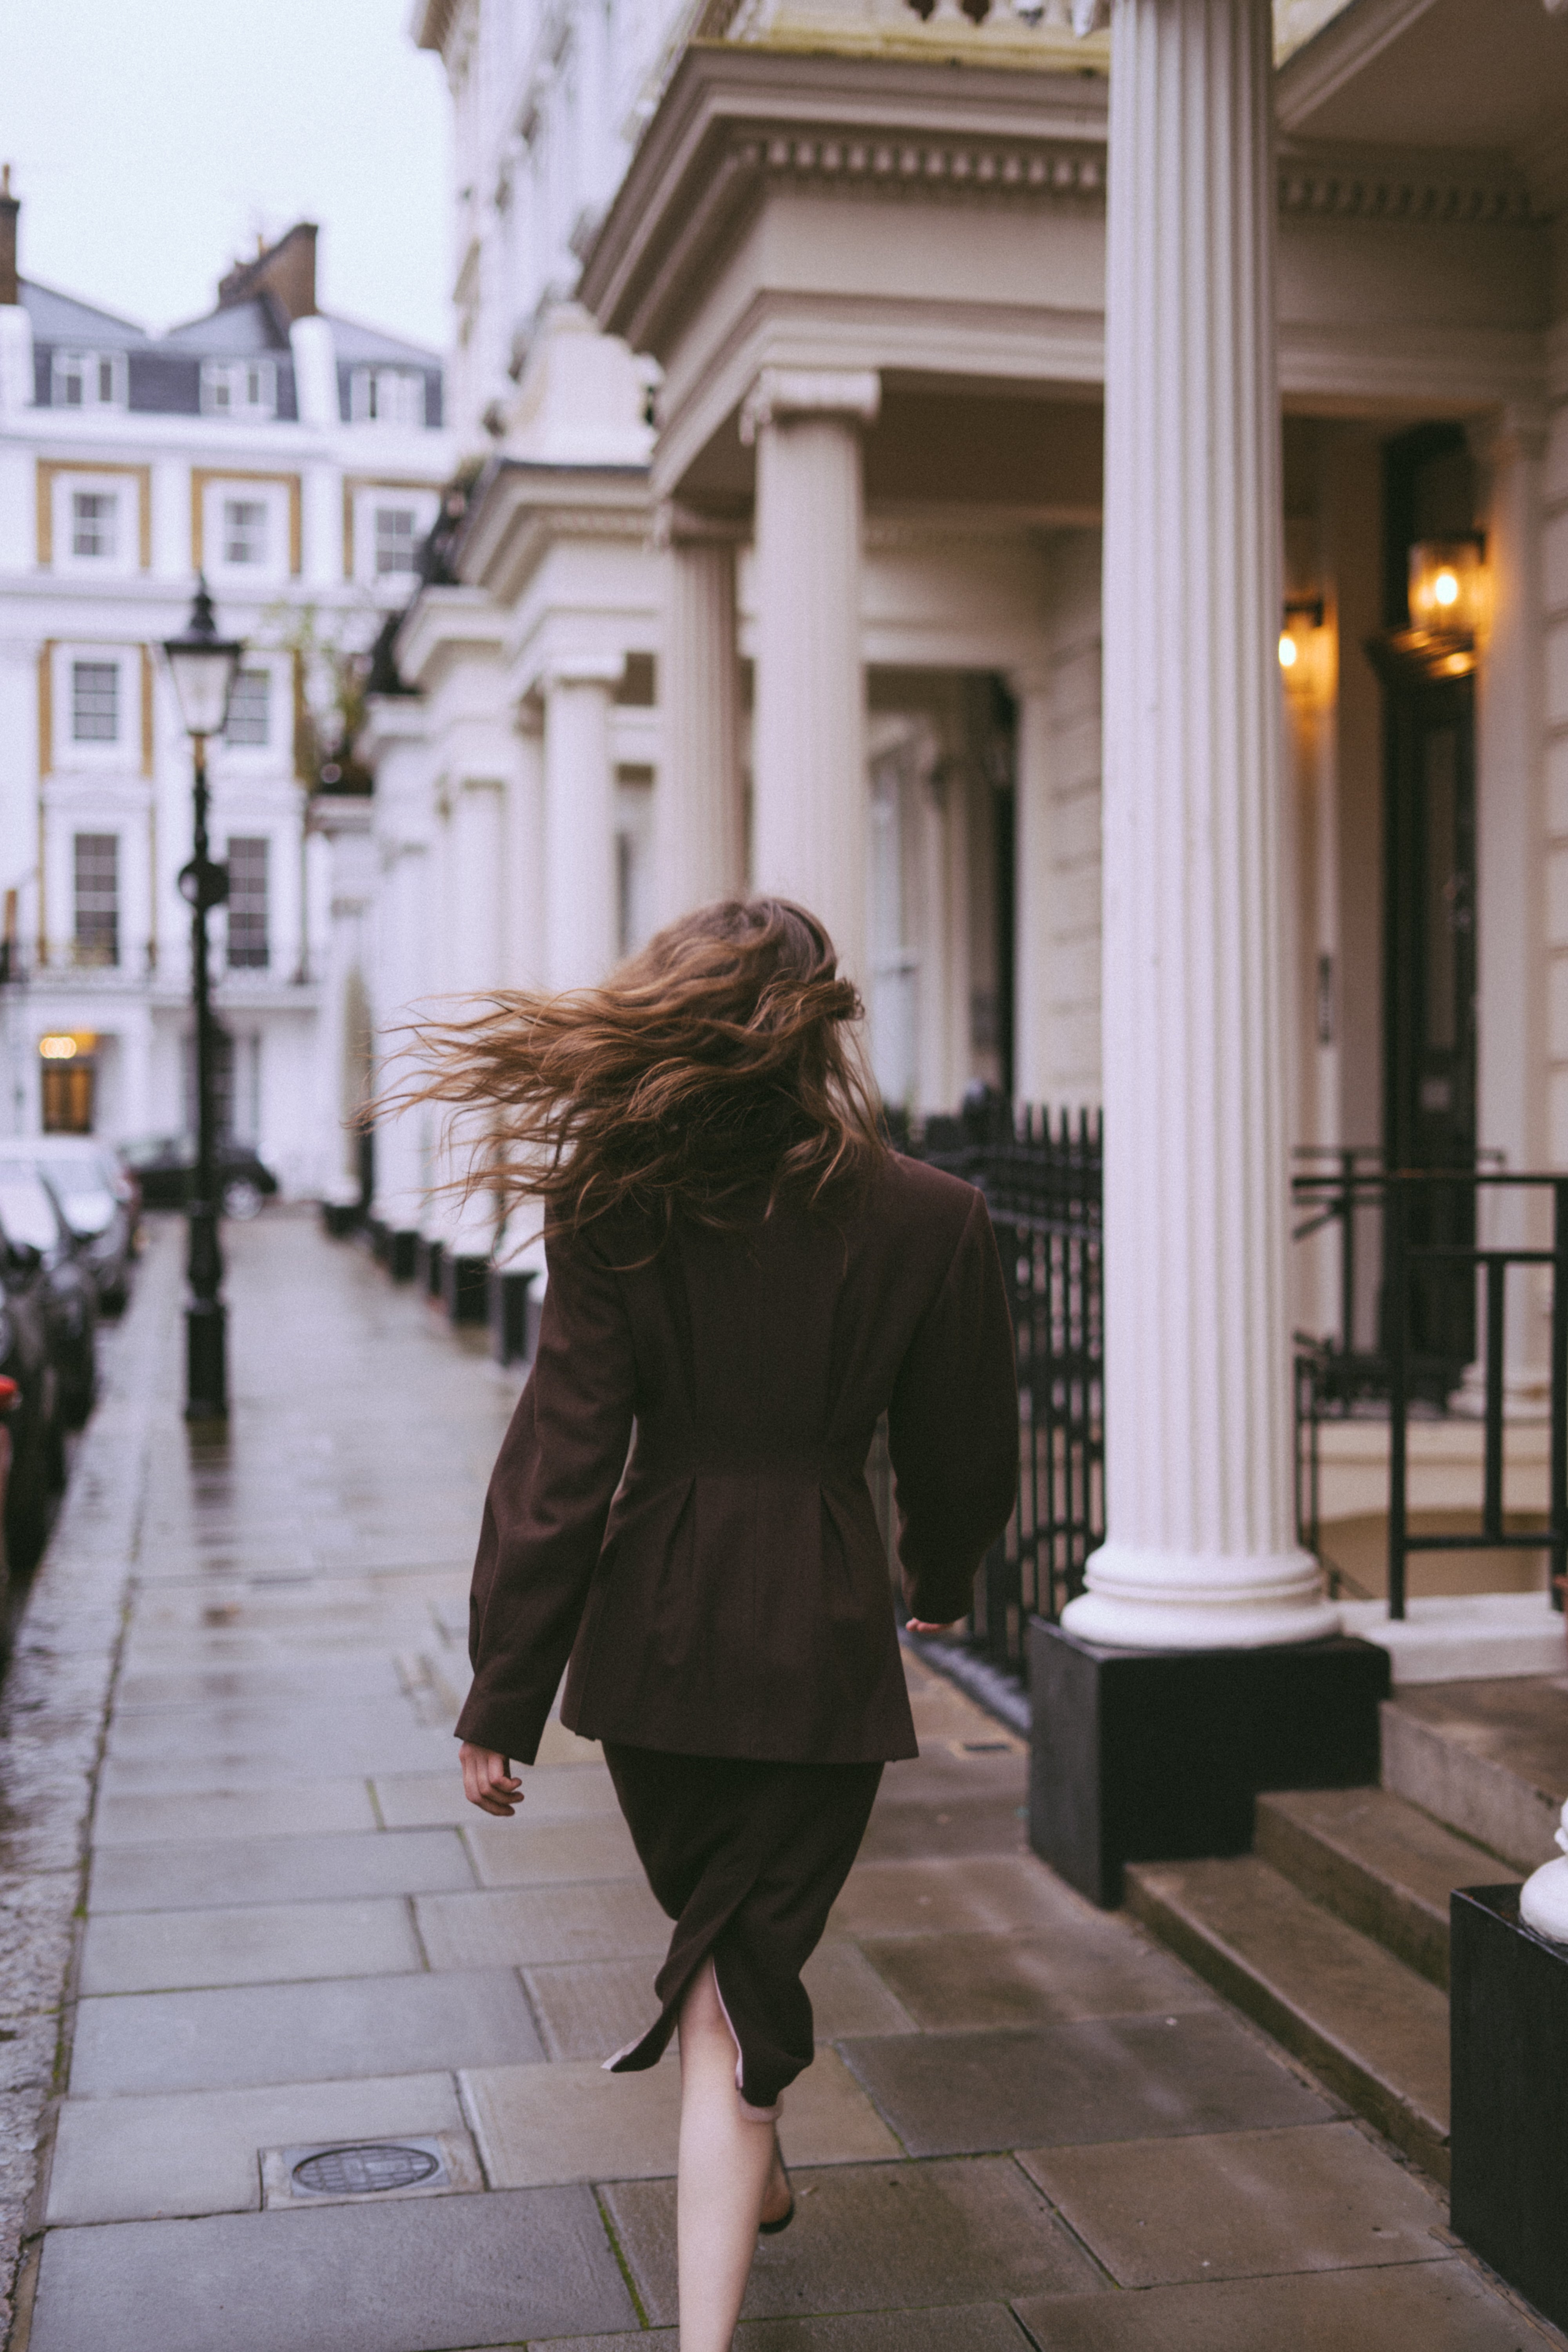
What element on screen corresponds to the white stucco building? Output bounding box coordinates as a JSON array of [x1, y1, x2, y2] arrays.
[[363, 0, 1568, 1669], [0, 207, 454, 1192]]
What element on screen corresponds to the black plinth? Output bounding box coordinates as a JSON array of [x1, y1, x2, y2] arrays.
[[443, 1252, 489, 1325], [416, 1236, 444, 1299], [1452, 1884, 1568, 2333], [1027, 1618, 1390, 1906], [489, 1266, 537, 1367], [387, 1229, 418, 1283]]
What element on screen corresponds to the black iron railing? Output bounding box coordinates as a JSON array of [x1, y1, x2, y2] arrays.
[[906, 1102, 1104, 1677], [1293, 1160, 1568, 1619]]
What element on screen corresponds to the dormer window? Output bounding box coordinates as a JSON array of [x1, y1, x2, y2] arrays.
[[349, 367, 427, 428], [201, 359, 278, 419], [52, 351, 124, 410]]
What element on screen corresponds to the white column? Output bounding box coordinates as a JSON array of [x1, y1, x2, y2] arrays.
[[1471, 408, 1551, 1408], [452, 775, 506, 994], [657, 507, 744, 922], [1062, 0, 1336, 1651], [741, 368, 879, 984], [543, 658, 620, 991], [372, 839, 428, 1234], [1011, 672, 1053, 1108], [505, 713, 546, 989]]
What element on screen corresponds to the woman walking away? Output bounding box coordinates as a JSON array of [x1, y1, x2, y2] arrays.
[[430, 897, 1019, 2350]]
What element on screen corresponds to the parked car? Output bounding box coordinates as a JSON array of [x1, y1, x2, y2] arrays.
[[0, 1233, 59, 1575], [0, 1140, 136, 1313], [0, 1173, 98, 1430], [120, 1137, 279, 1220]]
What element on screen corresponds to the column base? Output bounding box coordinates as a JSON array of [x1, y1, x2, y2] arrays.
[[1061, 1538, 1341, 1651], [1452, 1886, 1568, 2334], [416, 1237, 445, 1299], [320, 1201, 361, 1240], [442, 1252, 490, 1326], [1027, 1618, 1389, 1906], [488, 1266, 537, 1367], [184, 1301, 228, 1425], [386, 1230, 419, 1284]]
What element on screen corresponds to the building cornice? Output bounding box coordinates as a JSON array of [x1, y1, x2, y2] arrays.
[[456, 457, 652, 608], [393, 583, 507, 694]]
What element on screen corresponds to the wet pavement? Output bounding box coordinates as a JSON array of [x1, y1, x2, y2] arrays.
[[2, 1208, 1563, 2348]]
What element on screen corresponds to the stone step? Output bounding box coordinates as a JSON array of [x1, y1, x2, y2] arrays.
[[1380, 1681, 1567, 1873], [1254, 1786, 1517, 1991], [1124, 1853, 1452, 2183]]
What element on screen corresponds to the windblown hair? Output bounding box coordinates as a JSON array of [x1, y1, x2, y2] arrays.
[[394, 897, 888, 1236]]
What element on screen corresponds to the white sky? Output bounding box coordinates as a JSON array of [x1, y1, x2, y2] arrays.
[[0, 0, 452, 352]]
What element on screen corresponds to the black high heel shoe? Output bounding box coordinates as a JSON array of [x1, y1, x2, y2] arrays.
[[759, 2151, 795, 2236]]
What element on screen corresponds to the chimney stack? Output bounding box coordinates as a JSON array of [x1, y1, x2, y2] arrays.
[[0, 167, 19, 308], [217, 221, 318, 323]]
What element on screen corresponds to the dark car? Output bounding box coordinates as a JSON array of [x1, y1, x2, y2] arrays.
[[0, 1140, 136, 1313], [0, 1172, 98, 1430], [120, 1136, 279, 1221], [0, 1247, 57, 1577]]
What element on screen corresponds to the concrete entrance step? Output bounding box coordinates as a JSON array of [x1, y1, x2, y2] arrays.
[[1254, 1786, 1516, 1991], [1124, 1853, 1452, 2183], [1380, 1678, 1568, 1872]]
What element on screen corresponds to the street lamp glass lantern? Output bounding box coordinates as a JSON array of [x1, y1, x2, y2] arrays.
[[163, 578, 244, 740]]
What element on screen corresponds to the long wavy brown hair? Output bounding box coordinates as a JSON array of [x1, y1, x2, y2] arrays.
[[394, 897, 888, 1237]]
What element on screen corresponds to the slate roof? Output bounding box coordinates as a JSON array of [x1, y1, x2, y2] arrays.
[[19, 280, 148, 349]]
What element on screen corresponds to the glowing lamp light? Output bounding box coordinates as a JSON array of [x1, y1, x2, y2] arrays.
[[1278, 630, 1299, 671], [38, 1034, 78, 1060], [1408, 536, 1488, 639], [1278, 598, 1324, 690]]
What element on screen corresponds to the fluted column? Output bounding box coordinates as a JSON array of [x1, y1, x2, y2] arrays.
[[1011, 671, 1054, 1107], [543, 657, 620, 991], [372, 838, 429, 1235], [452, 775, 506, 993], [657, 506, 744, 922], [741, 368, 879, 982], [1470, 407, 1551, 1407], [1061, 0, 1337, 1650]]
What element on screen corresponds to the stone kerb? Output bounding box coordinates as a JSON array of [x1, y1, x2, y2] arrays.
[[0, 1225, 172, 2347]]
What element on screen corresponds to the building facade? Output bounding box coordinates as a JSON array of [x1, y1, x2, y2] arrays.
[[0, 207, 454, 1192]]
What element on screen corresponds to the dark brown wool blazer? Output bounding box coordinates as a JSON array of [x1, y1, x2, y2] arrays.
[[455, 1152, 1019, 1767]]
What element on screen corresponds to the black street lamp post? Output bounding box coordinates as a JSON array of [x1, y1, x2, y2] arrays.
[[163, 580, 242, 1421]]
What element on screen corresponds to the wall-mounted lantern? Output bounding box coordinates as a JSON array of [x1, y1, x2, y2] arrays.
[[1408, 534, 1488, 644], [1278, 597, 1325, 690]]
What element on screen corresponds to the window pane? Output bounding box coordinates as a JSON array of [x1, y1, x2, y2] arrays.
[[226, 836, 270, 969], [71, 661, 119, 743], [71, 491, 117, 560], [73, 833, 119, 967], [374, 507, 418, 575], [225, 669, 271, 746], [97, 357, 116, 403], [223, 499, 268, 565]]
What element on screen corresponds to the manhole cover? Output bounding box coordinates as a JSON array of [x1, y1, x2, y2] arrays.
[[291, 2143, 440, 2197]]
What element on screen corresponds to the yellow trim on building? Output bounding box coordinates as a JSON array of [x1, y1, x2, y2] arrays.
[[191, 468, 303, 577], [35, 461, 153, 570], [341, 476, 436, 580]]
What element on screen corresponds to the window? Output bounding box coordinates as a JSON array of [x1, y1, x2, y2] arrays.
[[51, 351, 123, 409], [226, 837, 270, 970], [350, 367, 426, 427], [201, 359, 277, 419], [73, 835, 119, 968], [71, 490, 119, 561], [374, 506, 419, 577], [225, 669, 271, 747], [70, 661, 118, 744], [223, 499, 268, 567]]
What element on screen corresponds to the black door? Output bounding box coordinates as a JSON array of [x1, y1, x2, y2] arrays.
[[1381, 666, 1477, 1380]]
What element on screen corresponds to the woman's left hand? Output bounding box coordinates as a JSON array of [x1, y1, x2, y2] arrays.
[[461, 1742, 523, 1817]]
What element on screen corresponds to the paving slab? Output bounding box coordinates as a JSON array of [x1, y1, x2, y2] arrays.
[[114, 1653, 407, 1709], [517, 1942, 913, 2061], [78, 1894, 425, 1995], [374, 1764, 621, 1829], [27, 2184, 635, 2352], [527, 2312, 1030, 2350], [89, 1825, 475, 1912], [416, 1879, 671, 1971], [95, 1724, 459, 1794], [1011, 2259, 1549, 2350], [70, 1967, 544, 2095], [603, 2156, 1104, 2325], [465, 2045, 897, 2188], [463, 1813, 643, 1887], [47, 2071, 466, 2224], [91, 1779, 380, 1847], [858, 1929, 1215, 2031], [1018, 2123, 1448, 2286], [856, 1796, 1029, 1864], [828, 1856, 1086, 1940], [838, 2014, 1334, 2156]]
